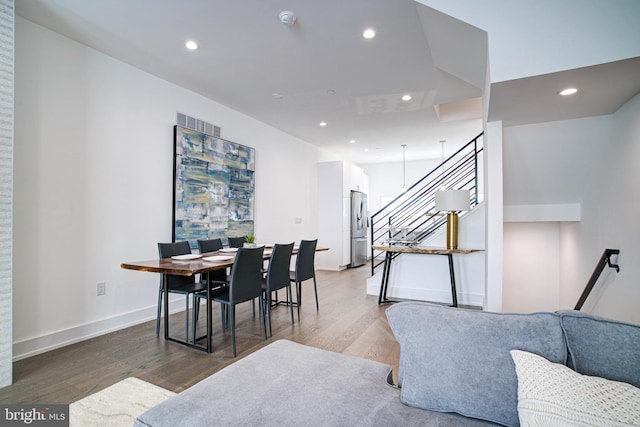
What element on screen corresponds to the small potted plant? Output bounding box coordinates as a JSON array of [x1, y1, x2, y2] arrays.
[[244, 233, 256, 248]]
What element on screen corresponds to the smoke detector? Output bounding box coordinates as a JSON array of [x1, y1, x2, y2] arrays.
[[279, 11, 297, 26]]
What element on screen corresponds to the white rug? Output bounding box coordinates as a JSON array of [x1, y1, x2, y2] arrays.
[[69, 377, 176, 427]]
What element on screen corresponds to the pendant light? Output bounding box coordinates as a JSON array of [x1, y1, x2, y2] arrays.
[[440, 140, 446, 189], [401, 144, 407, 192]]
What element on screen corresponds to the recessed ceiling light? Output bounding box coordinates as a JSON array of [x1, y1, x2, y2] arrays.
[[363, 29, 376, 39], [319, 121, 327, 127], [349, 140, 356, 144], [364, 148, 369, 152], [185, 40, 199, 50], [272, 93, 283, 99], [401, 94, 412, 101], [559, 87, 578, 96]]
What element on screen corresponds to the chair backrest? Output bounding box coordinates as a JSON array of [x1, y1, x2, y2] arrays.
[[197, 238, 227, 283], [266, 243, 294, 292], [294, 239, 318, 282], [228, 236, 246, 248], [228, 246, 264, 304], [197, 238, 223, 253], [158, 241, 194, 287]]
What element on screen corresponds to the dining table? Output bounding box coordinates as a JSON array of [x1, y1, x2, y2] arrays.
[[121, 245, 328, 353]]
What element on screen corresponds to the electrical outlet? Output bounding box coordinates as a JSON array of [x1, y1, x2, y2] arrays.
[[294, 218, 302, 224], [96, 282, 106, 296]]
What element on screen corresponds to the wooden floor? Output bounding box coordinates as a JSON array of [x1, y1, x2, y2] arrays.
[[0, 264, 400, 404]]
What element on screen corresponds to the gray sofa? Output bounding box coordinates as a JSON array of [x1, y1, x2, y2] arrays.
[[134, 302, 640, 427]]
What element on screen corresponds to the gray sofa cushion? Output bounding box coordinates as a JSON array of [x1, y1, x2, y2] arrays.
[[559, 310, 640, 388], [134, 339, 497, 426], [386, 302, 567, 427]]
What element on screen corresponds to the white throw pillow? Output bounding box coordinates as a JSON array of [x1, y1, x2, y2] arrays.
[[510, 350, 640, 427]]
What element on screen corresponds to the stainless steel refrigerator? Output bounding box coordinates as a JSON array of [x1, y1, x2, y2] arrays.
[[350, 190, 368, 267]]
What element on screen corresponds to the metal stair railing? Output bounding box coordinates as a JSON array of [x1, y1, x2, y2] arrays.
[[370, 133, 483, 276], [574, 249, 620, 310]]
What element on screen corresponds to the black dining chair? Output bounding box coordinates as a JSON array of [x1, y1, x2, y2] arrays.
[[290, 239, 319, 319], [227, 236, 246, 248], [261, 242, 295, 337], [191, 238, 230, 343], [198, 237, 223, 252], [195, 246, 266, 357], [197, 238, 229, 286], [157, 241, 207, 340]]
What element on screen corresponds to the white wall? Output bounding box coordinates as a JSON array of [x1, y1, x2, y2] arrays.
[[502, 94, 640, 323], [13, 18, 320, 359], [575, 93, 640, 324], [501, 115, 608, 314], [503, 222, 561, 313], [503, 116, 611, 206]]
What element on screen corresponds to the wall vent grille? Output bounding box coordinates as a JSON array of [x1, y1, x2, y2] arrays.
[[176, 112, 221, 138]]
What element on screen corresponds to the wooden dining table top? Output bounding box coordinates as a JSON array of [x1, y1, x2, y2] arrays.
[[121, 246, 329, 276]]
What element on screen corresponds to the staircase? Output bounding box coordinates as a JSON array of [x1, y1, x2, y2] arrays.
[[370, 133, 484, 276]]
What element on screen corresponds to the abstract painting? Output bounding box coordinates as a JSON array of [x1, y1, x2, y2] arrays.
[[173, 125, 255, 248]]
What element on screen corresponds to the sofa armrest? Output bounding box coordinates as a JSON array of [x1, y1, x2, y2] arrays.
[[386, 302, 566, 427]]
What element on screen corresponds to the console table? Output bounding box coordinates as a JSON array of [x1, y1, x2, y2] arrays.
[[372, 245, 483, 306]]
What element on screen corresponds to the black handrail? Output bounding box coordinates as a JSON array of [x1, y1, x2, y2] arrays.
[[574, 249, 620, 310], [370, 133, 483, 276]]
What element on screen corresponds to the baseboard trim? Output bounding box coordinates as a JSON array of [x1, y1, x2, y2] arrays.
[[366, 281, 484, 307], [12, 300, 188, 361]]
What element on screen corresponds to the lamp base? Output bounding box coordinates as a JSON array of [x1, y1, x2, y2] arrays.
[[446, 212, 459, 250]]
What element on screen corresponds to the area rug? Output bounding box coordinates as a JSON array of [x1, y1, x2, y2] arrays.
[[69, 377, 176, 427]]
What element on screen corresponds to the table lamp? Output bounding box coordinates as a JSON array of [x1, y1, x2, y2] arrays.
[[435, 189, 470, 250]]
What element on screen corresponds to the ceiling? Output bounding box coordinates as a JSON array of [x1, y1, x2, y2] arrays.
[[489, 56, 640, 127], [16, 0, 640, 165]]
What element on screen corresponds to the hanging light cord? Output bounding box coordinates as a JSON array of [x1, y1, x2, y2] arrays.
[[440, 140, 446, 187], [401, 144, 407, 191]]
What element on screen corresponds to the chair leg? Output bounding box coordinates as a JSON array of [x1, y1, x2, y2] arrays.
[[295, 281, 301, 320], [259, 295, 267, 340], [220, 304, 227, 330], [267, 294, 273, 337], [287, 285, 295, 325], [192, 295, 200, 344], [230, 304, 236, 357], [313, 276, 319, 311], [156, 282, 163, 336]]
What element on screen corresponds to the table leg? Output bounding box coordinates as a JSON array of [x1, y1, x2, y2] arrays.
[[163, 274, 170, 339], [378, 253, 386, 304], [206, 272, 212, 353], [447, 254, 458, 307], [163, 271, 211, 353], [379, 251, 396, 304]]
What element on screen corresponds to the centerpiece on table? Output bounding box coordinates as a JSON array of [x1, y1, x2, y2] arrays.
[[244, 233, 256, 248]]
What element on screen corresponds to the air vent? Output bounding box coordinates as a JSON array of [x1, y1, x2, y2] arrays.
[[176, 112, 221, 138]]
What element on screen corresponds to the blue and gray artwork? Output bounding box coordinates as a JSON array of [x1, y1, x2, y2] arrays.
[[174, 126, 255, 247]]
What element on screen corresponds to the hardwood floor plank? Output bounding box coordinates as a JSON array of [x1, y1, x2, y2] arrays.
[[0, 265, 401, 404]]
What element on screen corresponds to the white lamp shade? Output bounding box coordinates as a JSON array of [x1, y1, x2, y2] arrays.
[[435, 189, 470, 212]]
